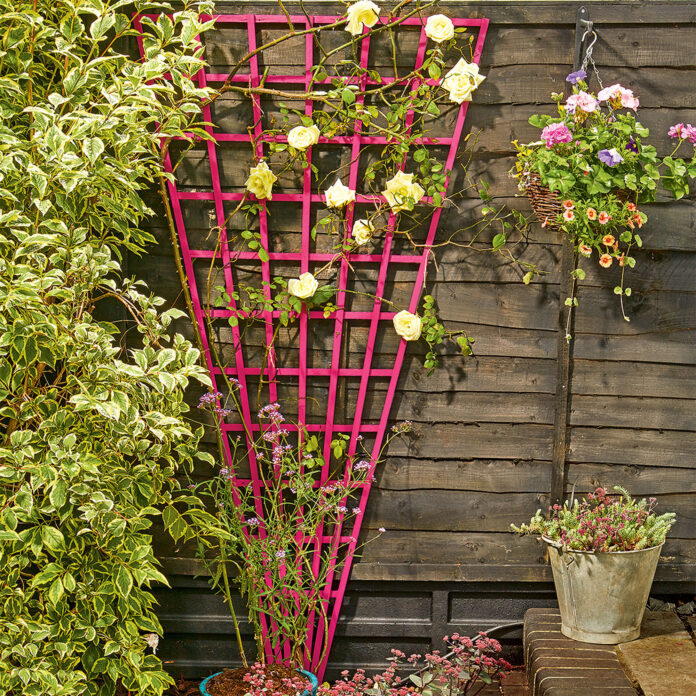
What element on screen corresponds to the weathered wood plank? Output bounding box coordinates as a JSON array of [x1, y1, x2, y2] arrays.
[[565, 462, 696, 495], [571, 359, 696, 398], [363, 490, 549, 532], [377, 458, 552, 492], [386, 422, 553, 459], [571, 395, 696, 430], [215, 2, 696, 27], [568, 427, 696, 469]]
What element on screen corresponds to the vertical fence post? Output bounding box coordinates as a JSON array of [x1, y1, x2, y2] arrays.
[[550, 6, 591, 504]]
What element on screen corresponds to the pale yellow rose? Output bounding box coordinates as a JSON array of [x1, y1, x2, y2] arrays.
[[324, 179, 356, 209], [393, 310, 422, 341], [425, 15, 455, 43], [287, 124, 320, 150], [352, 219, 374, 245], [287, 272, 319, 300], [441, 58, 485, 104], [346, 0, 380, 36], [383, 171, 425, 213], [245, 160, 277, 200]]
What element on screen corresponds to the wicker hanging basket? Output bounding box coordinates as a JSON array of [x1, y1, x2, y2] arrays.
[[525, 172, 633, 231], [525, 172, 565, 230]]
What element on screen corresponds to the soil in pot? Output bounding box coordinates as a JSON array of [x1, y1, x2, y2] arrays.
[[206, 665, 311, 696]]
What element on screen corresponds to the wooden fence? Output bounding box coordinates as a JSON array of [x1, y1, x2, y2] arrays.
[[131, 0, 696, 676]]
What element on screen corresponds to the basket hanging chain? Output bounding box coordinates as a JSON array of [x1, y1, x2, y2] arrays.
[[579, 28, 603, 89]]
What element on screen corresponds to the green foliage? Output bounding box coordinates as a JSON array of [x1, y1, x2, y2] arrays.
[[0, 1, 217, 694]]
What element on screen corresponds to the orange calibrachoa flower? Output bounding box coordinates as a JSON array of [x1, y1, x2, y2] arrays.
[[598, 211, 611, 224], [599, 253, 613, 268], [632, 213, 644, 228], [619, 253, 625, 266], [579, 244, 592, 257], [563, 209, 575, 221], [602, 234, 616, 246], [562, 199, 574, 209], [626, 202, 637, 212], [586, 207, 597, 220]]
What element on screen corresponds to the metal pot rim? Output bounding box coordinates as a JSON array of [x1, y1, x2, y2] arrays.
[[541, 535, 665, 555]]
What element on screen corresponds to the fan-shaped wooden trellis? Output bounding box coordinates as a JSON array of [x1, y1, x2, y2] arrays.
[[139, 12, 488, 677]]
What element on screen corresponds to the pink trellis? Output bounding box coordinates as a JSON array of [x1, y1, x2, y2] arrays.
[[139, 12, 488, 677]]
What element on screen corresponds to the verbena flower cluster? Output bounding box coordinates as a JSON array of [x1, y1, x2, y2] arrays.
[[192, 396, 410, 665], [318, 633, 511, 696], [511, 486, 676, 552]]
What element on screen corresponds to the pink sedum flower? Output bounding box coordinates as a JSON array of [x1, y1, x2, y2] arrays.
[[540, 122, 573, 148], [565, 91, 599, 114]]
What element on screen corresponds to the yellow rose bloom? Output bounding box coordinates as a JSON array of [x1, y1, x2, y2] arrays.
[[352, 219, 374, 245], [245, 160, 277, 200], [346, 0, 380, 36], [383, 171, 425, 213], [425, 15, 455, 43], [441, 58, 485, 104], [324, 179, 356, 209], [287, 124, 320, 150], [393, 310, 422, 341], [287, 272, 319, 300]]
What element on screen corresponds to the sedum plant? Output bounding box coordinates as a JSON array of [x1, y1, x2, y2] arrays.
[[0, 1, 220, 695], [511, 486, 676, 552]]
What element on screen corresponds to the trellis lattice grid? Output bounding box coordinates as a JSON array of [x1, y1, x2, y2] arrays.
[[142, 12, 488, 677]]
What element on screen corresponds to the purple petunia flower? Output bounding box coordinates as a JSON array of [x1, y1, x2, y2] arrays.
[[625, 136, 638, 153], [598, 148, 624, 166], [540, 122, 573, 149], [566, 69, 587, 85]]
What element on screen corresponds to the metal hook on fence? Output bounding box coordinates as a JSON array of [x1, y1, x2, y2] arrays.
[[573, 7, 603, 88]]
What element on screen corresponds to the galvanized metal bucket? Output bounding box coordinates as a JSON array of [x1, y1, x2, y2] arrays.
[[544, 537, 663, 644]]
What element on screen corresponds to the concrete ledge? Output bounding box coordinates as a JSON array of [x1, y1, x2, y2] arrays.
[[616, 611, 696, 696]]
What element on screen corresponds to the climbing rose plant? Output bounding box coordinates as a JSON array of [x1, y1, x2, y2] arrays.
[[0, 2, 222, 695]]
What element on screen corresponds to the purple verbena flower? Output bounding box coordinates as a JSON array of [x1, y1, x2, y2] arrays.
[[598, 148, 624, 166], [275, 549, 286, 559], [198, 391, 223, 408], [355, 460, 371, 470], [540, 122, 573, 149], [246, 517, 260, 526], [566, 69, 587, 85]]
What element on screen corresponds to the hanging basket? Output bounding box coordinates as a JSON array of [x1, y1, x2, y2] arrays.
[[525, 172, 565, 230], [525, 172, 633, 231]]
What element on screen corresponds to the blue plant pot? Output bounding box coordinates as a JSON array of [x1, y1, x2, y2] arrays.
[[200, 668, 318, 696]]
